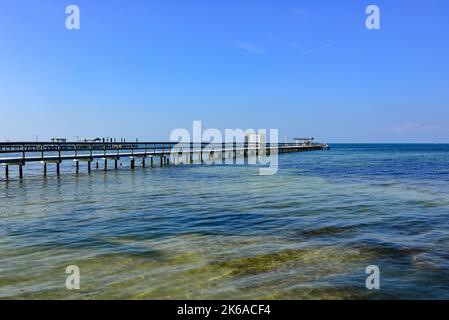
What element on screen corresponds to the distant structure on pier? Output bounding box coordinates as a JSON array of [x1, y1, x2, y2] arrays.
[[81, 138, 102, 143], [80, 137, 127, 143], [245, 133, 266, 145], [51, 138, 67, 143], [294, 137, 314, 146]]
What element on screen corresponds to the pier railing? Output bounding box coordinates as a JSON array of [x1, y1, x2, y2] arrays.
[[0, 141, 329, 180]]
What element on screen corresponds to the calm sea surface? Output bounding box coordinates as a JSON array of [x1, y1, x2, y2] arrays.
[[1, 144, 449, 299]]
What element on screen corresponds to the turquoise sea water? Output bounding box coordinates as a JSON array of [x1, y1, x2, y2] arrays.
[[1, 144, 449, 299]]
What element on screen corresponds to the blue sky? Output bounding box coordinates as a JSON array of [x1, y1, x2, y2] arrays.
[[0, 0, 448, 142]]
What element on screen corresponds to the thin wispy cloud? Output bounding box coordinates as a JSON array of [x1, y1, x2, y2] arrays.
[[282, 41, 334, 55], [282, 40, 300, 49], [391, 123, 449, 132], [301, 42, 334, 55], [232, 41, 264, 54], [290, 6, 307, 18]]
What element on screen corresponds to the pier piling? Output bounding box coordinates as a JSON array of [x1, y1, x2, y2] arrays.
[[19, 165, 23, 180], [43, 163, 47, 177], [4, 165, 8, 181]]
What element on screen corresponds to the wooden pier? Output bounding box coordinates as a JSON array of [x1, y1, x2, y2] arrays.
[[0, 141, 329, 180]]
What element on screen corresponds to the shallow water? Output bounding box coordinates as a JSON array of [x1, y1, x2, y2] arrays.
[[1, 144, 449, 299]]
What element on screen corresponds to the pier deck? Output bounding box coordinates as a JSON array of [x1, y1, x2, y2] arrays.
[[0, 141, 329, 180]]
